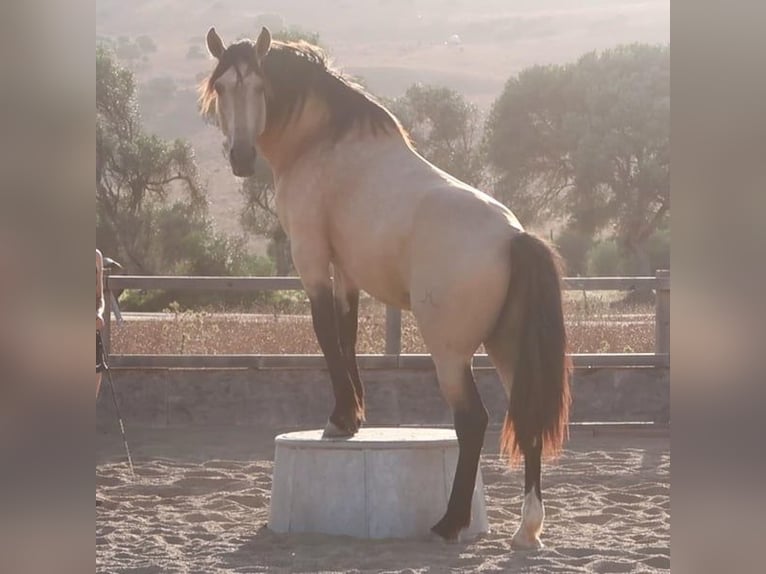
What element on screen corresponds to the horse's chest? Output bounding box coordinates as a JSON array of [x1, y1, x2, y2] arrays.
[[274, 189, 290, 233]]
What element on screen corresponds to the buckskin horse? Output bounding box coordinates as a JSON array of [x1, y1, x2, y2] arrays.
[[199, 27, 571, 547]]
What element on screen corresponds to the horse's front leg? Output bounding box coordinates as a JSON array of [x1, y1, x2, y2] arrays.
[[306, 282, 362, 437], [334, 272, 365, 426], [291, 240, 361, 436]]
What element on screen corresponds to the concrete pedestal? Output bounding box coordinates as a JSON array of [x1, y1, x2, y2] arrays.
[[268, 427, 489, 539]]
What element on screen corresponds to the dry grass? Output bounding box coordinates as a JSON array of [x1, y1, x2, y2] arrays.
[[112, 293, 655, 355]]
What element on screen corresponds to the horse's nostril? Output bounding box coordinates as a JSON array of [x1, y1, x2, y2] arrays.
[[229, 145, 257, 176], [230, 145, 256, 166]]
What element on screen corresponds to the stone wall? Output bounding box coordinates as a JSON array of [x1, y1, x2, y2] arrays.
[[97, 367, 669, 430]]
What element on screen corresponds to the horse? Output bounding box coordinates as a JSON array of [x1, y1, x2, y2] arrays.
[[199, 26, 572, 547]]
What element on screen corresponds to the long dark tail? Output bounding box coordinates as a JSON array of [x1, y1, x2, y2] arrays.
[[499, 232, 572, 463]]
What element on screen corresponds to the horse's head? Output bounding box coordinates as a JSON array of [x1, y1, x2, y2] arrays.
[[202, 27, 272, 177]]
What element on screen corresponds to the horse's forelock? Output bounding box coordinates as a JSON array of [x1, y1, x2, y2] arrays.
[[214, 41, 260, 81]]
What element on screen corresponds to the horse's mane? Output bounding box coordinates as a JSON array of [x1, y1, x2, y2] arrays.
[[200, 39, 409, 143]]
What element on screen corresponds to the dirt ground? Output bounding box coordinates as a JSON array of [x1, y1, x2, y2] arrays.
[[97, 426, 669, 573]]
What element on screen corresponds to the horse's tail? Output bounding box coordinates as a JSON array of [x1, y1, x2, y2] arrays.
[[498, 232, 572, 464]]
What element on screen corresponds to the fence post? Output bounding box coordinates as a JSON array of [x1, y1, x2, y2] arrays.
[[385, 306, 401, 356], [654, 269, 670, 357], [103, 269, 112, 357]]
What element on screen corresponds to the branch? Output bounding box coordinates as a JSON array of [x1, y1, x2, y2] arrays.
[[253, 189, 276, 214], [147, 173, 197, 190]]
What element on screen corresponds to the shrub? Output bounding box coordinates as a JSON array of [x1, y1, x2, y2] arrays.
[[647, 227, 670, 272], [136, 35, 157, 53], [555, 227, 592, 276], [587, 239, 624, 276], [186, 45, 205, 60]]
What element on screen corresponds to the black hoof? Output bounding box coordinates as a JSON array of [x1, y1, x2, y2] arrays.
[[322, 419, 356, 438], [323, 407, 362, 438], [430, 515, 467, 542]]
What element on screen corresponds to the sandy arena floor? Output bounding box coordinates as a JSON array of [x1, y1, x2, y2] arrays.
[[97, 426, 669, 573]]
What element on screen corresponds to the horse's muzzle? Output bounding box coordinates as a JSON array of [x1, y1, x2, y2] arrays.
[[230, 145, 257, 177]]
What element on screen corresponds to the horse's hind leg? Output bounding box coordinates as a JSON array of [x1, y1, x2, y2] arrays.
[[486, 341, 545, 549], [333, 275, 365, 426], [514, 440, 544, 549], [430, 356, 489, 541]]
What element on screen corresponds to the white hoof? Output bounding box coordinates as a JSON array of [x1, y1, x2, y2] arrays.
[[512, 489, 545, 550], [511, 531, 544, 550]]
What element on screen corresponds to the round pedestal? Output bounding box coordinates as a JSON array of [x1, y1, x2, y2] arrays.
[[268, 427, 489, 539]]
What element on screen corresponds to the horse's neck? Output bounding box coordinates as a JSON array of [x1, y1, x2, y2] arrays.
[[271, 136, 417, 208], [258, 96, 331, 175]]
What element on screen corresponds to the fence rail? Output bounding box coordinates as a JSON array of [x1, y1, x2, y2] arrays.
[[108, 274, 670, 292], [104, 271, 670, 370]]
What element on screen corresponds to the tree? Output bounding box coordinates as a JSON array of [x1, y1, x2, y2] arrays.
[[135, 35, 157, 54], [96, 46, 244, 276], [485, 44, 669, 277], [273, 26, 321, 47], [187, 45, 206, 60], [97, 45, 205, 274], [388, 84, 485, 187], [115, 36, 143, 64]]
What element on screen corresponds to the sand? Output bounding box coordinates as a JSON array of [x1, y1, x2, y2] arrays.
[[97, 427, 669, 573]]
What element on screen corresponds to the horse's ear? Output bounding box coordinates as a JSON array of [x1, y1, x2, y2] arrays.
[[255, 26, 272, 60], [206, 27, 226, 59]]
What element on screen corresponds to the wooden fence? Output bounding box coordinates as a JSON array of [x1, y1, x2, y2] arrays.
[[103, 270, 669, 370]]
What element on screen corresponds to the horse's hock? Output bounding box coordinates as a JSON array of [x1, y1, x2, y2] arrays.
[[268, 427, 489, 539]]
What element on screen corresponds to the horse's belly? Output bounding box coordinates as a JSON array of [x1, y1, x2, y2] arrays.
[[362, 280, 411, 310], [335, 248, 411, 310]]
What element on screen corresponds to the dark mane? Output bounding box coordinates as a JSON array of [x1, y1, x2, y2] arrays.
[[200, 39, 408, 142]]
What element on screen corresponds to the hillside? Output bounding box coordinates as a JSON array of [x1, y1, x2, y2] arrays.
[[96, 0, 669, 242]]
